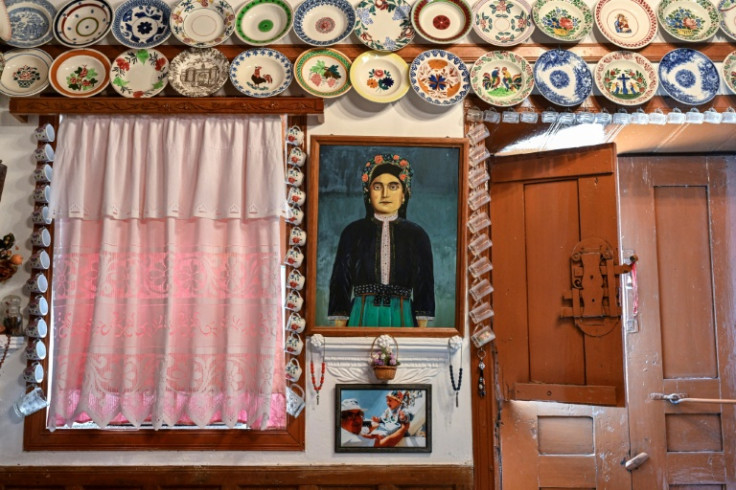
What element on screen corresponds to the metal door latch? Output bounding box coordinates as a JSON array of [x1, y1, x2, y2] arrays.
[[623, 452, 649, 471], [560, 237, 635, 337]]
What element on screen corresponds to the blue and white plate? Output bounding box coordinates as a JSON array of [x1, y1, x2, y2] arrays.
[[229, 47, 293, 97], [658, 48, 719, 105], [5, 0, 56, 48], [410, 49, 470, 106], [293, 0, 356, 46], [112, 0, 171, 48], [533, 49, 592, 106], [53, 0, 113, 47]]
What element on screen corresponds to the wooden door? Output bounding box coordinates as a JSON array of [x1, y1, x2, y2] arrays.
[[619, 155, 736, 489]]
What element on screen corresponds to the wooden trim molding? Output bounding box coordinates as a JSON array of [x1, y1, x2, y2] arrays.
[[0, 465, 473, 489]]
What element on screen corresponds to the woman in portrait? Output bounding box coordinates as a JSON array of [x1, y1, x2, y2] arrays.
[[328, 153, 435, 327]]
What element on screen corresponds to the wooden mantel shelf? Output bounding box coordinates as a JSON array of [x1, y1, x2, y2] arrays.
[[9, 96, 324, 121]]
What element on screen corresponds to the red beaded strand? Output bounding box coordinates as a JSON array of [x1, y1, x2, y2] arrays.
[[310, 359, 325, 404]]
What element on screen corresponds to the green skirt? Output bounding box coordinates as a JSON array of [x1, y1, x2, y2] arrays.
[[348, 295, 414, 327]]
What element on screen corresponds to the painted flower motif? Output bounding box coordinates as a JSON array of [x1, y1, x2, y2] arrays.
[[399, 159, 409, 167], [362, 173, 369, 182], [373, 69, 385, 78], [155, 57, 167, 71], [374, 154, 384, 163], [116, 58, 130, 71], [375, 0, 389, 10], [137, 21, 153, 34], [683, 17, 698, 29], [428, 73, 447, 91], [559, 17, 573, 30]]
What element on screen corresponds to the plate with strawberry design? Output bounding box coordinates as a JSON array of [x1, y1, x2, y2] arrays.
[[294, 47, 352, 98]]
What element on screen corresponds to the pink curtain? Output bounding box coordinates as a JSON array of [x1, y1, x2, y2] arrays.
[[48, 115, 286, 430]]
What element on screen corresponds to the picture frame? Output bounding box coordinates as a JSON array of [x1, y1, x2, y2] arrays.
[[335, 383, 432, 453], [305, 135, 468, 338]]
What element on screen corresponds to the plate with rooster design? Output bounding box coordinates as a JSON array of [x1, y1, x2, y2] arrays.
[[294, 47, 352, 97], [470, 50, 533, 106], [230, 47, 292, 97]]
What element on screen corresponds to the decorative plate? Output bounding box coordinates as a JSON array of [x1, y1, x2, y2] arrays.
[[354, 0, 414, 51], [168, 47, 229, 97], [110, 48, 169, 98], [532, 0, 593, 41], [658, 48, 719, 105], [49, 48, 111, 97], [594, 0, 657, 49], [170, 0, 235, 48], [234, 0, 292, 46], [472, 0, 534, 47], [722, 50, 736, 94], [409, 49, 470, 106], [53, 0, 113, 47], [594, 51, 657, 106], [5, 0, 57, 48], [111, 0, 172, 48], [0, 52, 4, 78], [470, 50, 533, 106], [293, 0, 356, 46], [719, 0, 736, 40], [229, 47, 292, 97], [294, 47, 352, 97], [411, 0, 473, 43], [349, 50, 409, 103], [657, 0, 720, 42], [0, 47, 53, 96], [533, 49, 592, 106]]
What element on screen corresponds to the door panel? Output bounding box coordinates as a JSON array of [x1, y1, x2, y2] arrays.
[[619, 155, 736, 489]]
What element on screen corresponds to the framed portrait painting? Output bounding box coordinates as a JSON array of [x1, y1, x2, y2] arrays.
[[335, 384, 432, 453], [305, 135, 468, 337]]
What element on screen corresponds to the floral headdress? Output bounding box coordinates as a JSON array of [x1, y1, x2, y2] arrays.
[[361, 153, 413, 197]]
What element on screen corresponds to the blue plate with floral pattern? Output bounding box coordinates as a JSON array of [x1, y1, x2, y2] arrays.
[[112, 0, 171, 48], [533, 49, 592, 106], [409, 49, 470, 106], [658, 48, 719, 105]]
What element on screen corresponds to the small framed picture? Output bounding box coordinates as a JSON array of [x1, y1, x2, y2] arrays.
[[335, 384, 432, 453]]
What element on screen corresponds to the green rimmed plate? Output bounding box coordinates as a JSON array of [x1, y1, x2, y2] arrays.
[[532, 0, 593, 41], [234, 0, 292, 46], [470, 50, 533, 107], [294, 47, 352, 98], [658, 0, 720, 42]]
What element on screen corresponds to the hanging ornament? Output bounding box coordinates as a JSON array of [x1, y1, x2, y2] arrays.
[[477, 348, 487, 398], [309, 334, 326, 404], [448, 336, 463, 407]]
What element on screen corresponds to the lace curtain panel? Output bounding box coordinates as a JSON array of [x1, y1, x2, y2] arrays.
[[47, 115, 287, 430]]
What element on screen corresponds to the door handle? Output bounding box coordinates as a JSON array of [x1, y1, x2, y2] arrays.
[[650, 393, 736, 405], [624, 452, 649, 471]]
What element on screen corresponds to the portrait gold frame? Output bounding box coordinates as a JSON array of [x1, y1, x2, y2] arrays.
[[305, 135, 468, 338]]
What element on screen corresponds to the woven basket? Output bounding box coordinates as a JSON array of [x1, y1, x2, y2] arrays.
[[370, 335, 399, 381]]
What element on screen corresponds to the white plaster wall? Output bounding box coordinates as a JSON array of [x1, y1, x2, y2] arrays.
[[0, 93, 472, 465]]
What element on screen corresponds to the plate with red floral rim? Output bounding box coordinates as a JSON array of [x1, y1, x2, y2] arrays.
[[472, 0, 534, 46], [354, 0, 414, 51], [294, 47, 352, 98], [594, 51, 657, 106], [532, 0, 594, 41], [409, 49, 470, 106], [657, 0, 720, 42], [594, 0, 657, 49], [349, 50, 409, 103], [722, 50, 736, 94], [49, 48, 110, 97], [110, 48, 169, 98], [470, 50, 533, 107], [411, 0, 473, 43], [719, 0, 736, 40]]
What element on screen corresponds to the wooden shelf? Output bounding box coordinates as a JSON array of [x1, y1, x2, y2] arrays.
[[9, 96, 324, 121]]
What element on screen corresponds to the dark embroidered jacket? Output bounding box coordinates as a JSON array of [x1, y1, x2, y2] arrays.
[[328, 216, 435, 322]]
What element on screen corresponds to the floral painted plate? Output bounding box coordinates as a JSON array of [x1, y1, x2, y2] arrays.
[[470, 50, 533, 107], [722, 50, 736, 94], [657, 0, 720, 42], [532, 0, 593, 41], [354, 0, 414, 51], [658, 48, 719, 105], [719, 0, 736, 40], [110, 48, 169, 98], [472, 0, 534, 47], [170, 0, 235, 48], [349, 50, 409, 103], [5, 0, 57, 48], [53, 0, 113, 47], [49, 48, 111, 97], [229, 47, 292, 97], [533, 49, 592, 106], [111, 0, 172, 48], [410, 49, 470, 106], [411, 0, 473, 43], [168, 47, 229, 97], [0, 47, 53, 96], [594, 51, 657, 106], [294, 47, 352, 97], [234, 0, 292, 46], [293, 0, 356, 46], [594, 0, 657, 49]]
